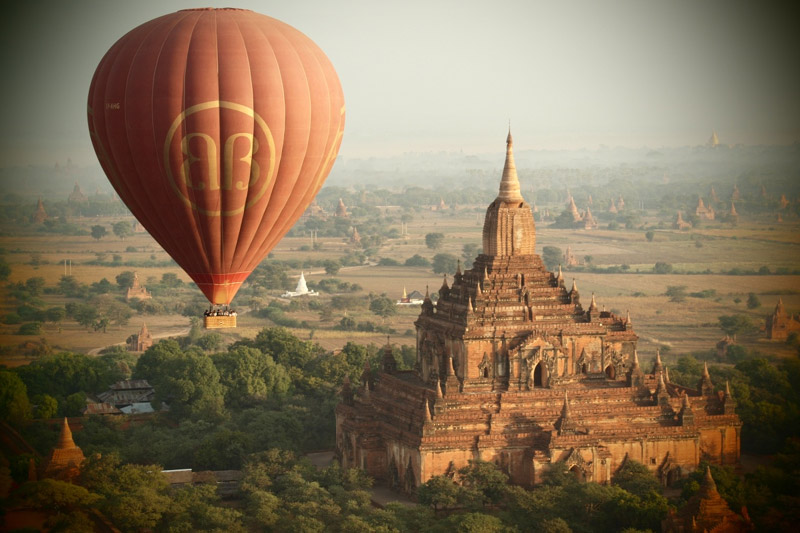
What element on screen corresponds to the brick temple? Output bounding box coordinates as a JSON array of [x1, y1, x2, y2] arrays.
[[335, 132, 741, 491]]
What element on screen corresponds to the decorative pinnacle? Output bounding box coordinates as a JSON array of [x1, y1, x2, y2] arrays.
[[702, 361, 710, 378], [665, 366, 671, 382], [571, 279, 578, 292], [57, 418, 76, 449], [703, 466, 718, 492], [657, 371, 667, 393], [435, 378, 443, 398], [424, 399, 432, 422], [725, 380, 732, 397], [498, 129, 523, 203], [557, 264, 563, 280], [456, 259, 462, 275], [633, 350, 640, 367]]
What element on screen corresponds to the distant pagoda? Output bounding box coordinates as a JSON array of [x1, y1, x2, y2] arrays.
[[32, 198, 48, 224]]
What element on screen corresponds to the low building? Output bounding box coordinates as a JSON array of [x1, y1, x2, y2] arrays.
[[68, 182, 88, 205], [97, 379, 155, 409], [32, 198, 48, 224], [127, 322, 153, 352], [695, 198, 715, 220], [397, 287, 425, 306], [765, 298, 800, 341], [125, 272, 151, 300], [282, 272, 319, 298], [663, 467, 752, 532], [673, 211, 692, 230]]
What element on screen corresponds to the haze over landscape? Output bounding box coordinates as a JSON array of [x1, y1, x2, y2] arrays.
[[1, 2, 800, 532], [2, 0, 799, 167]]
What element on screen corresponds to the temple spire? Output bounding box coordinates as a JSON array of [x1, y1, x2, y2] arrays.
[[497, 128, 523, 202], [57, 418, 77, 449]]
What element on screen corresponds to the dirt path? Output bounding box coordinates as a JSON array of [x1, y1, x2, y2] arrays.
[[87, 326, 191, 356]]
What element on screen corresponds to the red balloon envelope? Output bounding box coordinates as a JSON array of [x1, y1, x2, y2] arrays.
[[88, 8, 345, 304]]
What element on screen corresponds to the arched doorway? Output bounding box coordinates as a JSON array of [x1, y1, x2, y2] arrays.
[[581, 363, 587, 374], [569, 465, 585, 481], [667, 467, 681, 486], [605, 365, 616, 379], [533, 362, 543, 387]]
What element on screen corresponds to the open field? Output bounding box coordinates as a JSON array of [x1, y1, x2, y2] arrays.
[[1, 207, 799, 366]]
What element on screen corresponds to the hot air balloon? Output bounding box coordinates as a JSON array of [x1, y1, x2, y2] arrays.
[[87, 8, 344, 326]]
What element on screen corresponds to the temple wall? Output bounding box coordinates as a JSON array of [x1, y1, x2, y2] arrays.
[[699, 425, 740, 465]]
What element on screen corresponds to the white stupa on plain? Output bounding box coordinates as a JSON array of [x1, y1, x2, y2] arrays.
[[282, 272, 318, 298]]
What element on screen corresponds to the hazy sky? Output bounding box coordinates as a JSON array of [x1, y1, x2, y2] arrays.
[[1, 0, 798, 166]]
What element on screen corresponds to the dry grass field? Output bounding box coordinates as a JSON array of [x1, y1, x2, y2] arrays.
[[1, 208, 799, 366]]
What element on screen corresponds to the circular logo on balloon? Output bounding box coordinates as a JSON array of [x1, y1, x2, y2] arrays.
[[163, 101, 275, 216]]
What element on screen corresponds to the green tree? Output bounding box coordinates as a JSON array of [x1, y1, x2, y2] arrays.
[[11, 478, 101, 531], [404, 254, 431, 267], [65, 302, 98, 328], [33, 393, 59, 419], [112, 220, 133, 240], [115, 270, 135, 289], [193, 429, 253, 470], [541, 246, 563, 271], [17, 322, 42, 335], [653, 262, 673, 274], [338, 316, 357, 330], [249, 262, 291, 290], [462, 243, 481, 268], [134, 340, 227, 419], [161, 272, 183, 288], [645, 230, 655, 242], [80, 453, 172, 532], [611, 460, 663, 498], [718, 314, 756, 337], [44, 306, 66, 325], [248, 327, 322, 369], [417, 475, 461, 511], [457, 459, 509, 508], [747, 292, 761, 309], [432, 253, 458, 274], [63, 391, 87, 416], [90, 224, 107, 240], [425, 232, 445, 250], [324, 259, 341, 275], [213, 346, 291, 407], [369, 295, 397, 320], [441, 512, 507, 532], [162, 483, 246, 532], [25, 276, 46, 296], [58, 275, 84, 297], [0, 258, 10, 281], [665, 285, 688, 303], [0, 371, 31, 426]]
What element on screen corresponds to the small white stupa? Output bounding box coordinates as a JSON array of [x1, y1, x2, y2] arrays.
[[282, 272, 319, 298]]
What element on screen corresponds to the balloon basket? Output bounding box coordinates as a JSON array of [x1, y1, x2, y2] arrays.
[[204, 315, 237, 329]]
